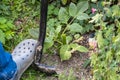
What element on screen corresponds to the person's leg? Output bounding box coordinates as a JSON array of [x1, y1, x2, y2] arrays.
[[11, 39, 37, 80]]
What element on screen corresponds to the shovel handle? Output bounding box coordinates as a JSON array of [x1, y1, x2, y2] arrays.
[[34, 0, 57, 75], [34, 0, 48, 63]]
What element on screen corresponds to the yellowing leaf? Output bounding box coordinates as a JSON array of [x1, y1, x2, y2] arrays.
[[60, 45, 71, 61], [89, 13, 103, 23], [61, 0, 67, 5]]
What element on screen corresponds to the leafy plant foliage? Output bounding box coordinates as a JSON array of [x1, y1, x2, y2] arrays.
[[89, 1, 120, 80], [1, 0, 120, 79], [0, 17, 15, 44], [29, 1, 89, 61]]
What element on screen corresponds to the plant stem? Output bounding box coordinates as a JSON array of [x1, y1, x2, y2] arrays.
[[62, 12, 80, 34], [54, 40, 63, 45]]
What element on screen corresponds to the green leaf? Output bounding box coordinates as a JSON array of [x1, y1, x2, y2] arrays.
[[112, 5, 120, 17], [0, 17, 7, 24], [89, 13, 103, 23], [69, 23, 83, 33], [66, 36, 72, 44], [7, 21, 15, 29], [28, 28, 39, 39], [70, 43, 88, 52], [97, 31, 108, 48], [69, 3, 77, 17], [55, 25, 61, 35], [58, 7, 69, 23], [77, 13, 90, 20], [61, 34, 67, 45], [61, 0, 67, 5], [60, 45, 71, 61], [77, 1, 89, 13], [44, 40, 54, 52], [70, 43, 78, 49], [32, 0, 35, 4], [0, 24, 8, 31], [104, 8, 112, 17], [91, 0, 97, 3], [74, 34, 80, 40], [43, 35, 54, 52], [83, 59, 91, 68], [106, 51, 113, 63], [0, 29, 5, 44], [90, 53, 98, 66], [5, 31, 14, 40]]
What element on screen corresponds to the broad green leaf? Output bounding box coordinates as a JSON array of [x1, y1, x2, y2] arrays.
[[46, 32, 54, 42], [55, 25, 61, 35], [60, 45, 71, 61], [44, 40, 54, 52], [76, 45, 88, 52], [47, 19, 56, 27], [0, 29, 5, 44], [70, 43, 88, 52], [69, 3, 77, 17], [77, 13, 90, 20], [58, 7, 69, 23], [61, 51, 72, 61], [61, 0, 67, 5], [44, 36, 54, 52], [70, 43, 78, 49], [112, 5, 120, 17], [66, 36, 72, 44], [69, 23, 83, 33], [60, 45, 70, 54], [28, 28, 39, 39], [0, 17, 7, 24], [77, 1, 89, 13], [32, 0, 35, 4]]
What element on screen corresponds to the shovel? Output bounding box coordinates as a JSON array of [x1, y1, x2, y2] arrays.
[[11, 0, 56, 80]]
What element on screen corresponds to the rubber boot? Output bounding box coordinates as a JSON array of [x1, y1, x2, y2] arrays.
[[11, 39, 37, 80]]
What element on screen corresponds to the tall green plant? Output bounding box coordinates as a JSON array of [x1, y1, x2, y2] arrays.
[[29, 1, 90, 61]]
